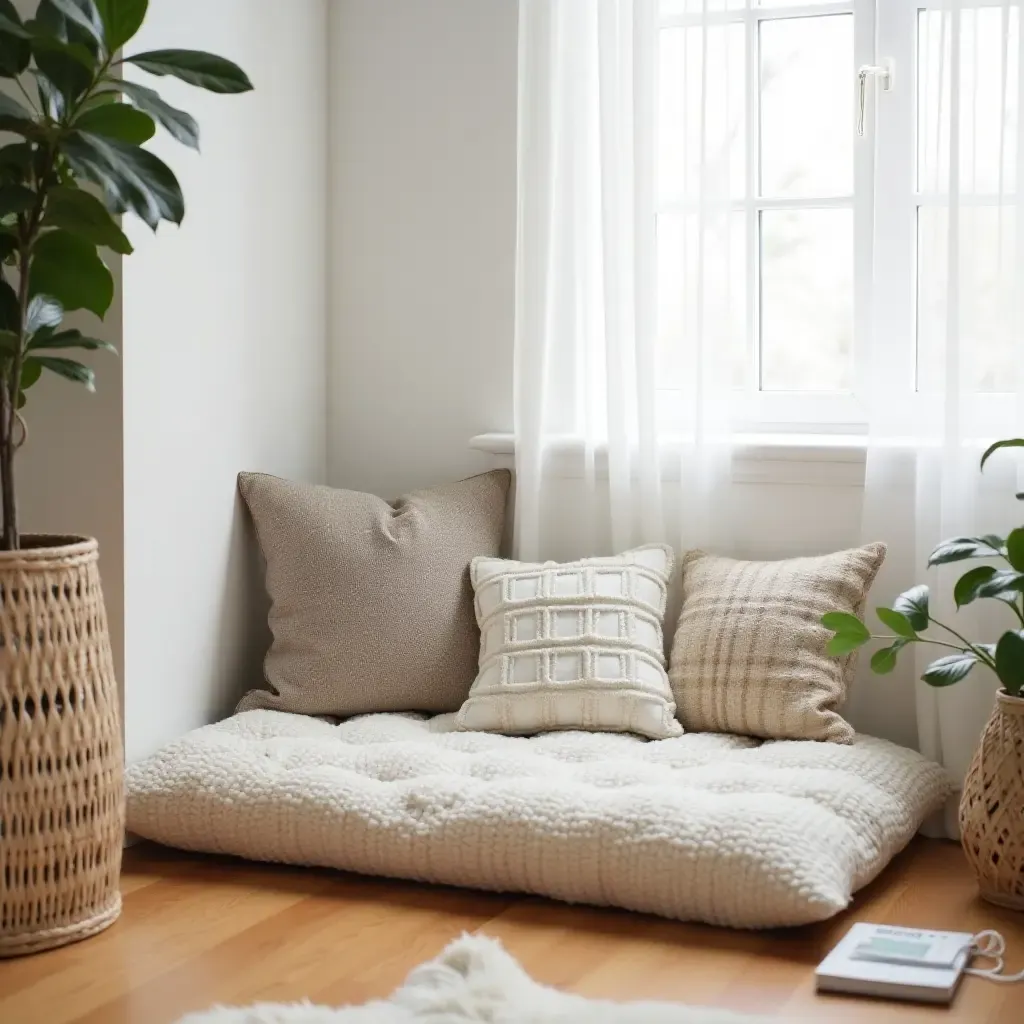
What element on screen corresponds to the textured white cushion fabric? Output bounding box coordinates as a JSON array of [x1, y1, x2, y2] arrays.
[[457, 545, 682, 739], [125, 710, 951, 929]]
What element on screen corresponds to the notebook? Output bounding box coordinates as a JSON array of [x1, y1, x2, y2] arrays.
[[815, 923, 974, 1004]]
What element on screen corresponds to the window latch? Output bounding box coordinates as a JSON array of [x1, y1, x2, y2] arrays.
[[857, 61, 894, 137]]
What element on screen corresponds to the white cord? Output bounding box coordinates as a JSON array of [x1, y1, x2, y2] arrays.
[[963, 931, 1024, 983]]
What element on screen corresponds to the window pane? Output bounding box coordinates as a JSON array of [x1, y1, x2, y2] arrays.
[[760, 15, 853, 198], [918, 7, 1020, 195], [658, 25, 746, 203], [662, 0, 744, 14], [917, 206, 1018, 394], [760, 208, 854, 391]]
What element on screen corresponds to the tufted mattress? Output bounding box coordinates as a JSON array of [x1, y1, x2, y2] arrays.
[[126, 710, 951, 929]]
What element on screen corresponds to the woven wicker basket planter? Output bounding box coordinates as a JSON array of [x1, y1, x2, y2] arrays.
[[959, 688, 1024, 911], [0, 536, 123, 957]]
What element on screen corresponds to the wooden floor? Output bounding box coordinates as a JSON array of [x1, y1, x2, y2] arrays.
[[1, 839, 1022, 1023]]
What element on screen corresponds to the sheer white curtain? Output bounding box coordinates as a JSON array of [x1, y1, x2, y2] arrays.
[[514, 0, 738, 563], [859, 0, 1024, 829]]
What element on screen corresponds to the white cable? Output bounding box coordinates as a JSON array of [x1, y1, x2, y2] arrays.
[[963, 931, 1024, 984]]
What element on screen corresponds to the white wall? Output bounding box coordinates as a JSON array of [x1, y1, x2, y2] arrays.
[[123, 0, 328, 762], [328, 0, 517, 497]]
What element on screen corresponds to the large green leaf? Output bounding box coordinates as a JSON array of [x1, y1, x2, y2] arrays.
[[974, 569, 1024, 601], [0, 183, 35, 216], [75, 102, 155, 144], [1006, 527, 1024, 572], [981, 438, 1024, 471], [93, 0, 146, 51], [0, 0, 31, 77], [953, 565, 999, 608], [927, 535, 1006, 566], [871, 639, 908, 675], [875, 607, 918, 638], [62, 130, 183, 228], [19, 358, 41, 390], [27, 353, 94, 390], [995, 630, 1024, 697], [44, 184, 132, 253], [112, 79, 198, 149], [46, 0, 105, 50], [0, 90, 35, 134], [821, 611, 870, 638], [30, 34, 96, 102], [25, 293, 63, 334], [125, 48, 253, 94], [30, 229, 113, 318], [893, 585, 930, 632], [27, 326, 114, 352], [922, 652, 978, 687]]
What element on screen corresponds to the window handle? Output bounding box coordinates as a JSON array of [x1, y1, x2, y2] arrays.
[[858, 61, 894, 137]]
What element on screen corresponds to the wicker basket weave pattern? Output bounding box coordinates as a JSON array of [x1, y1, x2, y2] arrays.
[[959, 690, 1024, 912], [0, 537, 124, 957]]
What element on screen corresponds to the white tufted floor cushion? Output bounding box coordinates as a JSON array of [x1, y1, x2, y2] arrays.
[[126, 710, 951, 929]]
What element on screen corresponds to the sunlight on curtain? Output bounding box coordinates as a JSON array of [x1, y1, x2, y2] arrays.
[[514, 0, 738, 562]]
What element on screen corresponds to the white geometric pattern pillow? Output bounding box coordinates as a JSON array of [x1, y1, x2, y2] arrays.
[[456, 545, 683, 739]]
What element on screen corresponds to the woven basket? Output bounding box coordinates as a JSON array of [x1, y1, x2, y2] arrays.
[[959, 688, 1024, 911], [0, 536, 123, 957]]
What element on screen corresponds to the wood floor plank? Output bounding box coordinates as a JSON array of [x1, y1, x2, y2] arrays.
[[1, 838, 1022, 1023]]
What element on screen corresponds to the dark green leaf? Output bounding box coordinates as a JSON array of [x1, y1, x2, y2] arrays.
[[871, 640, 908, 675], [1006, 528, 1024, 572], [0, 183, 35, 216], [93, 0, 147, 50], [0, 0, 31, 77], [927, 535, 1006, 566], [974, 569, 1024, 601], [922, 652, 978, 687], [62, 130, 183, 228], [27, 326, 114, 352], [30, 34, 95, 102], [75, 102, 154, 144], [125, 48, 253, 94], [821, 612, 871, 640], [875, 607, 918, 638], [32, 68, 64, 119], [0, 90, 34, 132], [0, 327, 16, 354], [981, 438, 1024, 471], [20, 358, 41, 390], [112, 79, 198, 149], [995, 630, 1024, 697], [26, 293, 63, 334], [46, 0, 105, 50], [44, 185, 132, 254], [954, 565, 999, 608], [0, 277, 17, 330], [0, 142, 33, 175], [27, 354, 94, 390], [826, 632, 871, 656], [79, 88, 118, 111], [30, 229, 113, 318], [0, 231, 16, 262], [893, 584, 930, 632]]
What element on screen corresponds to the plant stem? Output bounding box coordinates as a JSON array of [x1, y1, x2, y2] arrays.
[[873, 634, 967, 653], [928, 617, 999, 669]]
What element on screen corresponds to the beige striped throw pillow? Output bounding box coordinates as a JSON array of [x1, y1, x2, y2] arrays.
[[668, 544, 886, 743], [457, 545, 683, 740]]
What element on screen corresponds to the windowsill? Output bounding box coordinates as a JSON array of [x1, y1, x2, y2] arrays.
[[469, 432, 868, 486]]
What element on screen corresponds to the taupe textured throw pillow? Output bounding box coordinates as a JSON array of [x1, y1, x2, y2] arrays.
[[237, 469, 511, 718], [668, 544, 886, 743]]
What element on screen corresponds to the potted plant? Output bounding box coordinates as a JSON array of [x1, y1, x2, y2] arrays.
[[823, 438, 1024, 910], [0, 0, 250, 957]]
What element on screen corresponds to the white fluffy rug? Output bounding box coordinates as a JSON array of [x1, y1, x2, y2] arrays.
[[175, 934, 769, 1023]]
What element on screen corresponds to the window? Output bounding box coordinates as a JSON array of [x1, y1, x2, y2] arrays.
[[655, 0, 1021, 433]]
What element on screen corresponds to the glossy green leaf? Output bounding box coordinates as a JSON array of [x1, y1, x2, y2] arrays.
[[46, 0, 105, 50], [0, 183, 35, 216], [826, 632, 871, 656], [25, 293, 63, 334], [33, 68, 64, 119], [93, 0, 147, 50], [75, 103, 155, 144], [981, 438, 1024, 471], [62, 130, 184, 228], [995, 630, 1024, 697], [30, 229, 113, 318], [821, 612, 870, 639], [893, 584, 930, 632], [30, 35, 95, 102], [927, 535, 1006, 566], [0, 90, 34, 133], [27, 327, 114, 353], [974, 569, 1024, 601], [44, 185, 132, 254], [953, 565, 999, 608], [27, 354, 94, 390], [875, 607, 918, 638], [0, 0, 32, 77], [19, 358, 41, 390], [871, 640, 907, 675], [112, 79, 198, 149], [125, 48, 253, 93], [922, 652, 978, 687]]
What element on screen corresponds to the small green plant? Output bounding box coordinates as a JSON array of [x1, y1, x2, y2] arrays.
[[822, 438, 1024, 698], [0, 0, 252, 550]]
